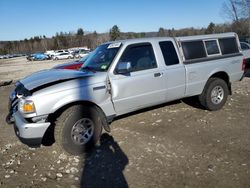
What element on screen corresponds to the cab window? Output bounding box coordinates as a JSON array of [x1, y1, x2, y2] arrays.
[[159, 41, 179, 66], [118, 43, 157, 72]]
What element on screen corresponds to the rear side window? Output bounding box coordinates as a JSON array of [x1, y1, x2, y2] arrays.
[[182, 41, 206, 60], [204, 40, 220, 56], [118, 43, 157, 72], [159, 41, 179, 66], [219, 37, 239, 55]]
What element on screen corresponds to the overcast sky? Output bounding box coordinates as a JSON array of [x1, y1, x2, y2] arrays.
[[0, 0, 227, 41]]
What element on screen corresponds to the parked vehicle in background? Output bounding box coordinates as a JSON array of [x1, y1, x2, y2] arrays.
[[74, 49, 90, 58], [2, 55, 8, 59], [240, 42, 250, 50], [7, 33, 245, 155], [44, 50, 55, 58], [0, 54, 24, 59], [54, 50, 69, 55], [70, 50, 80, 57], [240, 42, 250, 69], [53, 52, 74, 60], [27, 53, 49, 61], [1, 54, 15, 59], [26, 54, 35, 61], [53, 54, 89, 70], [47, 50, 69, 58]]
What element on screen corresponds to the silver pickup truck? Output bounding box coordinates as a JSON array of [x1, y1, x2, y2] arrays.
[[7, 33, 245, 155]]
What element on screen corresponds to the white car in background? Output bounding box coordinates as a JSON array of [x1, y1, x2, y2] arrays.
[[53, 52, 74, 60], [44, 50, 55, 58], [75, 49, 90, 58], [48, 50, 69, 57], [240, 42, 250, 69]]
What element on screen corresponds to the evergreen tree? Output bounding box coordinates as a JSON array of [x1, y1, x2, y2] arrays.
[[205, 22, 216, 34], [77, 28, 84, 36], [109, 25, 121, 41], [158, 27, 165, 37]]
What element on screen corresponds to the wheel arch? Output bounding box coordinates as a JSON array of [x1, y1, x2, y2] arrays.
[[208, 71, 231, 95], [52, 100, 112, 131], [49, 100, 107, 121]]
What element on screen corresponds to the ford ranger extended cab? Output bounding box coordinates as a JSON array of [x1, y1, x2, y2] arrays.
[[7, 33, 245, 155]]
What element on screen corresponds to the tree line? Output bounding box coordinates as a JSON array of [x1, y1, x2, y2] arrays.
[[0, 0, 249, 55]]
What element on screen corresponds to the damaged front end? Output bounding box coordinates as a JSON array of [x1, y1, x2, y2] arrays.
[[6, 81, 31, 124]]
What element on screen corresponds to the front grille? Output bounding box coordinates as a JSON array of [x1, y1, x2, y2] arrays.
[[11, 98, 18, 113], [9, 96, 18, 114], [9, 82, 30, 115]]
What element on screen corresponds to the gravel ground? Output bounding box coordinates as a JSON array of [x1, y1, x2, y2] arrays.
[[0, 58, 250, 188], [0, 57, 73, 82]]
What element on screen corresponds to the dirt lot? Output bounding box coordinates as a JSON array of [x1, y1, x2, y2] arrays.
[[0, 58, 250, 188], [0, 57, 71, 83]]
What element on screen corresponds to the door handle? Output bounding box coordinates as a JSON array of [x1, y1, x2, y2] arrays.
[[154, 72, 162, 77]]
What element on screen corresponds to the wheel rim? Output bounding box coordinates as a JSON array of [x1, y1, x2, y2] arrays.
[[211, 86, 224, 105], [71, 118, 94, 145]]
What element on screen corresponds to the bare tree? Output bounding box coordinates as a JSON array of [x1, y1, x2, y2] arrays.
[[222, 0, 249, 20], [222, 0, 250, 36], [237, 0, 250, 18], [222, 0, 239, 21]]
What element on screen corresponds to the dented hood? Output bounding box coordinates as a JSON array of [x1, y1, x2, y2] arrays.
[[19, 69, 93, 91]]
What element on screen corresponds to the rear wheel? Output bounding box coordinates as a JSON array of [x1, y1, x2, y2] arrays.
[[199, 78, 229, 111], [55, 105, 102, 155]]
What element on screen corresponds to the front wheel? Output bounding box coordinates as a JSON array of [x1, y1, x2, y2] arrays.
[[55, 105, 102, 155], [199, 78, 229, 111]]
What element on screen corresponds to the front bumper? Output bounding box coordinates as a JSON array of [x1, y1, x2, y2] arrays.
[[13, 111, 51, 147]]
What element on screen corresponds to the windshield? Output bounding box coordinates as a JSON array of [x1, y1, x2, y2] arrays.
[[79, 54, 90, 63], [80, 43, 121, 72]]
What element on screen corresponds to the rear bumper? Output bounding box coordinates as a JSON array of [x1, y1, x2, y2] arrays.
[[13, 112, 51, 147]]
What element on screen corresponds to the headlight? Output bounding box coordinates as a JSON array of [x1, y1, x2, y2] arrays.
[[19, 99, 36, 114]]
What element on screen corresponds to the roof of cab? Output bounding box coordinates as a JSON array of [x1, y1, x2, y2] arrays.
[[176, 32, 237, 42], [105, 37, 174, 46], [105, 32, 238, 45]]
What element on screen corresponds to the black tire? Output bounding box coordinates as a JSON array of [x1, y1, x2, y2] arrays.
[[55, 105, 102, 155], [199, 78, 229, 111]]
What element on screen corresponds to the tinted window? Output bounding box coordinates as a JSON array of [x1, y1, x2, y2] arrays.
[[118, 44, 157, 72], [182, 41, 206, 60], [205, 40, 220, 55], [159, 41, 179, 66], [219, 37, 239, 55]]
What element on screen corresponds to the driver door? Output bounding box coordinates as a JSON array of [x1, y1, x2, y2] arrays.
[[109, 43, 167, 115]]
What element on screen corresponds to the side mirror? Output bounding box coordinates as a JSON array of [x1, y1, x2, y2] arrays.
[[116, 62, 132, 74]]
